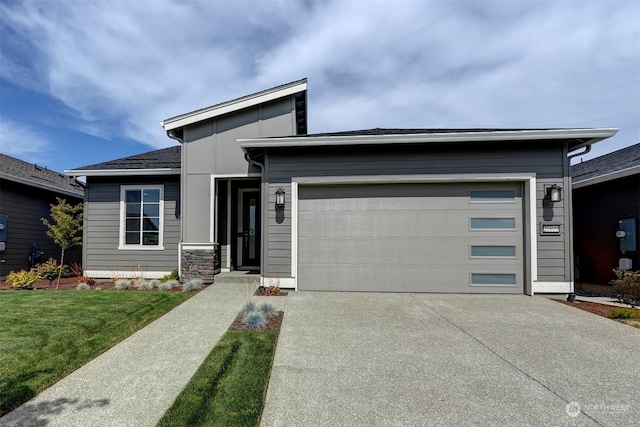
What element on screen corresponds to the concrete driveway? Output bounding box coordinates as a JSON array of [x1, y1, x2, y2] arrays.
[[261, 293, 639, 426]]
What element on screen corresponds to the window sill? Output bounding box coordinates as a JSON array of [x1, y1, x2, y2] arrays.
[[118, 246, 165, 251]]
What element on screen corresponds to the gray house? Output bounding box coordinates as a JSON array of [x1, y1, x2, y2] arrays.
[[0, 153, 85, 279], [68, 79, 619, 294], [572, 143, 639, 294]]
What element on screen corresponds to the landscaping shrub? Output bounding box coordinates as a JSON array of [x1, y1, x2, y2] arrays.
[[264, 285, 282, 296], [114, 279, 131, 290], [160, 268, 179, 283], [258, 302, 277, 317], [611, 268, 640, 307], [158, 281, 177, 291], [6, 269, 40, 289], [611, 308, 639, 319], [76, 283, 91, 290], [240, 301, 257, 315], [242, 311, 267, 329], [182, 279, 204, 292], [134, 280, 153, 290], [36, 258, 69, 284], [148, 279, 161, 289], [84, 277, 97, 286]]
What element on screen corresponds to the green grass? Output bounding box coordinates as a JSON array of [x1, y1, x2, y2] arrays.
[[157, 331, 278, 427], [0, 290, 192, 415]]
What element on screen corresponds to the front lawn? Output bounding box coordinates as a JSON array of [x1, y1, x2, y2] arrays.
[[157, 330, 278, 427], [0, 290, 192, 415]]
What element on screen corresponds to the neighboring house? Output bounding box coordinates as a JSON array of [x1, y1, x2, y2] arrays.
[[67, 79, 619, 295], [572, 143, 640, 294], [0, 153, 85, 279]]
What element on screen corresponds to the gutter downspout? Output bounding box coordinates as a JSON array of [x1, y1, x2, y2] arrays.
[[167, 130, 185, 279], [565, 142, 591, 302], [244, 152, 266, 284]]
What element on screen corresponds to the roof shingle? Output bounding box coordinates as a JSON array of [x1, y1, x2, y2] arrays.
[[571, 143, 640, 183], [0, 153, 84, 197]]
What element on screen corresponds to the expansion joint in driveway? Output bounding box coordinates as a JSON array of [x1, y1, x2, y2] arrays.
[[408, 294, 603, 426]]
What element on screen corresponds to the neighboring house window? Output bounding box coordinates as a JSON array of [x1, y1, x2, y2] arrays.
[[119, 185, 164, 250]]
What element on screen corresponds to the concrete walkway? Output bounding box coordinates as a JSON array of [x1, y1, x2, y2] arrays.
[[0, 282, 261, 427], [262, 293, 640, 427]]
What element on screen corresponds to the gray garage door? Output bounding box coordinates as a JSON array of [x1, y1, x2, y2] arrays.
[[297, 183, 524, 293]]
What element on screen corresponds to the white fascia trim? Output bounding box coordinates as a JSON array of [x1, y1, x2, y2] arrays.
[[161, 80, 308, 131], [85, 270, 171, 279], [239, 128, 619, 149], [572, 165, 640, 189], [291, 181, 299, 291], [291, 173, 538, 295], [532, 281, 573, 294], [65, 168, 180, 177]]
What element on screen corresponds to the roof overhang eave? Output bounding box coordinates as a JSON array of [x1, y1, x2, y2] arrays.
[[161, 80, 308, 131], [0, 173, 84, 198], [572, 164, 640, 189], [239, 128, 620, 150], [64, 168, 181, 177]]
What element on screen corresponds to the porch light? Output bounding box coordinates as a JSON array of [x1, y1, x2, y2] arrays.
[[548, 184, 562, 202], [275, 188, 285, 208]]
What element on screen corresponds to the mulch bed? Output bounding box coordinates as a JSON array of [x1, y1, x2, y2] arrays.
[[228, 311, 284, 332], [555, 299, 630, 318], [0, 277, 185, 291]]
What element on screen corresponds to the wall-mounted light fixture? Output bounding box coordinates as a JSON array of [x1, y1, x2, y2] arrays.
[[275, 188, 285, 208], [547, 184, 562, 202]]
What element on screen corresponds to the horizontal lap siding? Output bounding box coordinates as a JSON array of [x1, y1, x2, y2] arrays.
[[84, 176, 180, 276], [265, 142, 569, 282], [0, 181, 83, 278]]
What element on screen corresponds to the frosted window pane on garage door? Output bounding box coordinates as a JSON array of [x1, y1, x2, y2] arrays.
[[470, 218, 516, 230], [471, 246, 516, 257], [471, 274, 517, 286]]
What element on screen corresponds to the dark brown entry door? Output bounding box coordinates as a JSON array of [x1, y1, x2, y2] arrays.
[[242, 191, 260, 267]]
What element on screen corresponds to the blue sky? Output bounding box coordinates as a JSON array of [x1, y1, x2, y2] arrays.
[[0, 0, 638, 175]]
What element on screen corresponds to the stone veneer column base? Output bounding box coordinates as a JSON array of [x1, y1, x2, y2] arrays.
[[181, 244, 220, 283]]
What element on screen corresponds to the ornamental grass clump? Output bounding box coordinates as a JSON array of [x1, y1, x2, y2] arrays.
[[76, 283, 90, 290], [148, 279, 161, 289], [258, 302, 277, 318], [158, 280, 177, 291], [240, 301, 257, 315], [114, 279, 131, 290], [182, 278, 204, 292], [134, 280, 153, 290], [242, 311, 267, 329]]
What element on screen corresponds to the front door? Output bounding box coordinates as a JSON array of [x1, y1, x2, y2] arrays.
[[241, 191, 260, 267]]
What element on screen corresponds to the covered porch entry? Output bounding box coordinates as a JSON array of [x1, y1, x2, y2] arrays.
[[214, 177, 262, 272]]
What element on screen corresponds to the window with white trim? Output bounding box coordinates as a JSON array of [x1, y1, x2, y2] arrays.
[[120, 185, 164, 249]]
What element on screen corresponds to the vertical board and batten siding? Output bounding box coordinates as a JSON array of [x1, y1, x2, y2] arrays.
[[83, 176, 180, 276], [0, 181, 82, 278], [181, 98, 297, 244], [264, 142, 570, 283]]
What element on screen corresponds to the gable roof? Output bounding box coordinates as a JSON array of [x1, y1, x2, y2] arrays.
[[240, 128, 618, 152], [571, 142, 640, 188], [0, 153, 84, 198], [66, 146, 181, 177], [161, 78, 307, 132]]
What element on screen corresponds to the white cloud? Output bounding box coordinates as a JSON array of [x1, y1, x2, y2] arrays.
[[0, 118, 50, 162], [0, 0, 638, 158]]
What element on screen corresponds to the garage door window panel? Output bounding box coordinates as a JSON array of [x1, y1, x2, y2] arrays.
[[471, 273, 517, 286], [470, 246, 516, 258], [470, 218, 516, 230]]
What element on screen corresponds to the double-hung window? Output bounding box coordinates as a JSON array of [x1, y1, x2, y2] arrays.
[[120, 185, 164, 249]]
